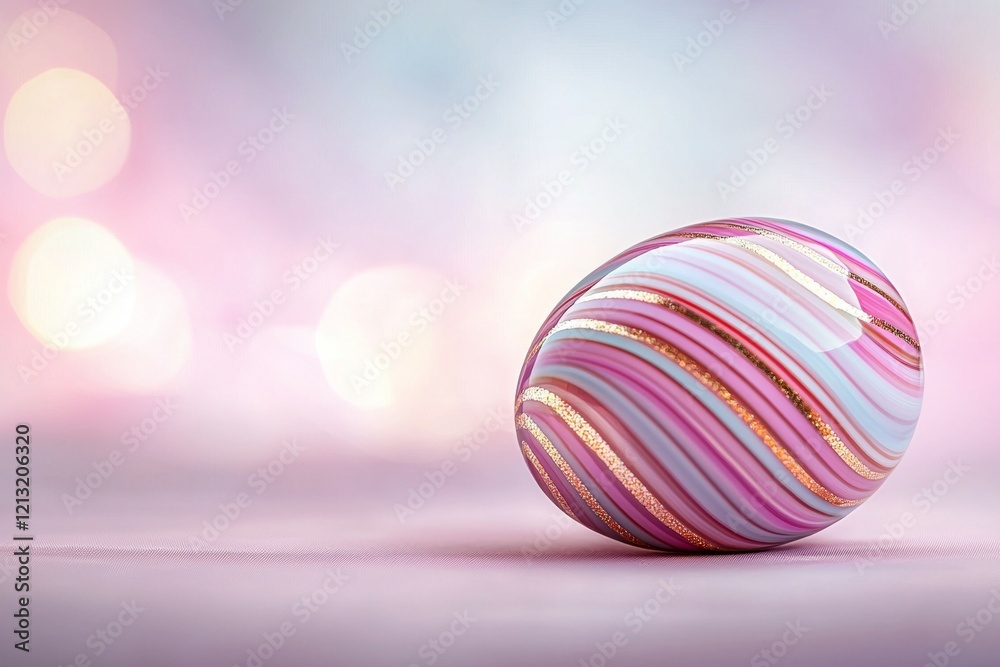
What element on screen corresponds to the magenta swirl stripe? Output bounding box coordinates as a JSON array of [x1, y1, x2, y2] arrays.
[[515, 218, 924, 552]]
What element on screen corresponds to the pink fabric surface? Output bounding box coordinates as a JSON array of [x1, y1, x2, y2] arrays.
[[10, 512, 1000, 667]]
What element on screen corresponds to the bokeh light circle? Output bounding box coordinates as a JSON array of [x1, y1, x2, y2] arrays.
[[4, 68, 131, 197], [78, 261, 193, 392], [316, 264, 446, 410], [0, 9, 119, 92], [316, 264, 483, 459], [9, 217, 135, 350]]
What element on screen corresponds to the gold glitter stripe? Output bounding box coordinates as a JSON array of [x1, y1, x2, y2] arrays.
[[574, 290, 887, 481], [677, 231, 919, 349], [715, 222, 910, 317], [522, 323, 867, 508], [717, 223, 848, 276], [516, 415, 647, 547], [848, 272, 907, 316], [518, 387, 721, 549], [868, 316, 919, 348], [526, 336, 546, 364], [520, 441, 576, 518], [874, 321, 919, 348], [698, 234, 871, 318]]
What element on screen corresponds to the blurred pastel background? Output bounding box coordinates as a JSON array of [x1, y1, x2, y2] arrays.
[[1, 1, 999, 665]]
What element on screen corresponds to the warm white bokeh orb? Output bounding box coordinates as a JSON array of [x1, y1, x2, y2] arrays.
[[79, 261, 193, 392], [0, 9, 119, 92], [499, 217, 627, 362], [316, 264, 481, 458], [9, 217, 136, 350], [316, 264, 445, 410], [4, 68, 131, 197]]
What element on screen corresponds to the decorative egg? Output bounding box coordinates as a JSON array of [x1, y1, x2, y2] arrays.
[[514, 218, 923, 552]]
